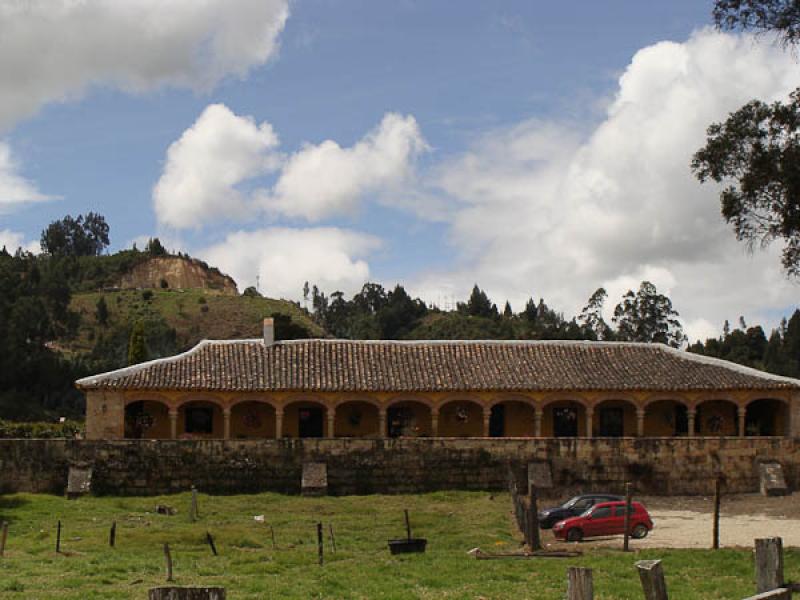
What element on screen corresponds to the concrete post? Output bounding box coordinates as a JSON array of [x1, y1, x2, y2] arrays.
[[738, 407, 747, 437], [169, 409, 178, 440], [223, 408, 231, 440], [688, 408, 696, 436], [379, 408, 387, 438], [275, 410, 283, 439], [483, 407, 491, 437], [637, 407, 645, 437], [586, 408, 593, 438], [534, 406, 543, 438], [327, 407, 336, 438]]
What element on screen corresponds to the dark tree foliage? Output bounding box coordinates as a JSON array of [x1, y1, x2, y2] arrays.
[[579, 287, 612, 341], [40, 213, 110, 257], [692, 90, 800, 274], [127, 321, 148, 365], [95, 295, 109, 326], [145, 237, 168, 256], [689, 309, 800, 376], [458, 285, 499, 318], [713, 0, 800, 47], [612, 281, 686, 347]]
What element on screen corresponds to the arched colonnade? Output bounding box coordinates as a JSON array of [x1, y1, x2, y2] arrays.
[[121, 391, 792, 440]]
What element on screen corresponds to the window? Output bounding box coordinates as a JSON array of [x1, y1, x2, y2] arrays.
[[591, 506, 612, 519], [614, 506, 633, 517], [572, 498, 593, 512], [185, 406, 214, 434]]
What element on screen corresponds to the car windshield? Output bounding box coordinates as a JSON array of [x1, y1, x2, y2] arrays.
[[561, 496, 583, 509]]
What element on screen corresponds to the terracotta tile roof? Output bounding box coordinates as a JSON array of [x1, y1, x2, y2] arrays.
[[75, 339, 800, 393]]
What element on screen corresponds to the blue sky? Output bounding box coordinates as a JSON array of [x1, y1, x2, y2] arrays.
[[0, 1, 797, 340]]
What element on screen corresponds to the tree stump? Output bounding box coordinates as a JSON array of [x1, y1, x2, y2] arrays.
[[148, 587, 226, 600], [637, 559, 669, 600], [567, 566, 593, 600], [755, 538, 784, 593]]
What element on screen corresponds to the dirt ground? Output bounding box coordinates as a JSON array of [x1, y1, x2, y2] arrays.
[[540, 493, 800, 549]]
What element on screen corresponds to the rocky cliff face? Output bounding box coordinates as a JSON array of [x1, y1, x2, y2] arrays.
[[119, 256, 238, 294]]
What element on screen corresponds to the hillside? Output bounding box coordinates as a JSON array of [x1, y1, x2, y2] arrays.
[[66, 288, 324, 356], [118, 255, 238, 294]]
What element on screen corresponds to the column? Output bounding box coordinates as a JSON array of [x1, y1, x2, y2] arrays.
[[432, 407, 439, 437], [534, 406, 543, 438], [169, 408, 178, 440], [327, 406, 336, 438], [275, 409, 283, 439], [482, 407, 491, 437], [379, 408, 387, 438], [688, 408, 696, 436], [223, 407, 231, 440], [636, 407, 645, 437], [585, 407, 593, 438], [738, 406, 747, 437]]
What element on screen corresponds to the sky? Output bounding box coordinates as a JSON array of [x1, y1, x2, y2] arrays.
[[0, 0, 798, 342]]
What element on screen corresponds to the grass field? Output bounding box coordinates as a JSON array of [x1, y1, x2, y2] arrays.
[[0, 491, 792, 599]]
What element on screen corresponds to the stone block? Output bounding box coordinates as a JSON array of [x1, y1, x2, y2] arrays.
[[66, 464, 92, 499], [301, 462, 327, 496], [759, 461, 789, 497]]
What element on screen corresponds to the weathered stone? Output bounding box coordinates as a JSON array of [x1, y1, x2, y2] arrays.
[[759, 461, 789, 497], [66, 464, 92, 499], [301, 462, 327, 496]]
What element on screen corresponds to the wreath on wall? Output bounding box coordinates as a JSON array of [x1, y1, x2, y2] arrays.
[[348, 407, 362, 427], [243, 408, 262, 429]]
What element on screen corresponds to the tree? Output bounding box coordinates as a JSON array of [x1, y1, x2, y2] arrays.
[[503, 301, 513, 318], [95, 296, 109, 326], [578, 288, 612, 340], [713, 0, 800, 47], [459, 285, 498, 318], [691, 90, 800, 274], [127, 321, 148, 365], [692, 2, 800, 274], [612, 281, 686, 347], [40, 213, 110, 257], [146, 237, 167, 256]]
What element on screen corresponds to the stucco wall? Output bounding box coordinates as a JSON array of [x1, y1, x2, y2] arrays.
[[0, 437, 795, 497]]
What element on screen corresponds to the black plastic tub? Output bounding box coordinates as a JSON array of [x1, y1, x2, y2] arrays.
[[388, 538, 427, 554]]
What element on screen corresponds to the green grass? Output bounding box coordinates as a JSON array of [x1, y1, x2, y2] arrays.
[[0, 491, 790, 599], [68, 288, 324, 353]]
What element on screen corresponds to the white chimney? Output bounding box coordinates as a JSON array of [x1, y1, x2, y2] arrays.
[[263, 317, 275, 346]]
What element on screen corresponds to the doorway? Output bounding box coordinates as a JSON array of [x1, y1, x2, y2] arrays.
[[489, 404, 505, 437], [553, 406, 578, 437], [298, 406, 324, 438], [598, 407, 624, 437]]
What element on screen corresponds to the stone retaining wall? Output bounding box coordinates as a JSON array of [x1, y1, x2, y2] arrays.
[[0, 437, 795, 496]]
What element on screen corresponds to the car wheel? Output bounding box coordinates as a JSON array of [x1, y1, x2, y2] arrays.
[[566, 528, 583, 542], [631, 524, 649, 539]]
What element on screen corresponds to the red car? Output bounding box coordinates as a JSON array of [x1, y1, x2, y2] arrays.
[[552, 501, 653, 542]]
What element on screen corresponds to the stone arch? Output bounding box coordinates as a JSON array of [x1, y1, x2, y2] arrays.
[[230, 400, 277, 439], [124, 392, 173, 408], [335, 400, 380, 437], [438, 398, 484, 437], [385, 394, 436, 409], [695, 398, 739, 436], [541, 398, 587, 438], [282, 398, 328, 438], [593, 398, 638, 437], [386, 399, 432, 437], [177, 399, 224, 439], [124, 399, 171, 439], [745, 397, 789, 436], [643, 398, 689, 437], [488, 397, 536, 437]]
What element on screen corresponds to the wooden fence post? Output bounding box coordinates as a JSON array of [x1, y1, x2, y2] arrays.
[[109, 521, 116, 548], [0, 521, 8, 557], [190, 486, 199, 522], [567, 566, 593, 600], [163, 543, 174, 582], [528, 483, 542, 551], [56, 520, 62, 553], [637, 559, 669, 600], [623, 482, 632, 552], [317, 522, 324, 566], [755, 538, 784, 594], [713, 477, 721, 550]]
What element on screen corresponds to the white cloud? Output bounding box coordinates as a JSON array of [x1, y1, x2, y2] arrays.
[[413, 30, 800, 342], [0, 142, 52, 213], [153, 104, 281, 229], [197, 227, 380, 299], [0, 0, 289, 131], [264, 113, 429, 220], [0, 229, 40, 254], [154, 109, 428, 228]]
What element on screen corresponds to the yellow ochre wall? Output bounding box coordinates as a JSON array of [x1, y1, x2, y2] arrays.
[[335, 401, 380, 437], [230, 401, 276, 439]]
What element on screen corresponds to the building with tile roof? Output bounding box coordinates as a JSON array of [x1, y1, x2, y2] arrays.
[[77, 319, 800, 440]]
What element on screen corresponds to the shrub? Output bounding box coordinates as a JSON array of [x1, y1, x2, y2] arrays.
[[142, 290, 153, 301], [197, 296, 207, 304], [0, 420, 84, 439]]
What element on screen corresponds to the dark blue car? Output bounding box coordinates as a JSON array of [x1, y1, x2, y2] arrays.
[[538, 493, 623, 529]]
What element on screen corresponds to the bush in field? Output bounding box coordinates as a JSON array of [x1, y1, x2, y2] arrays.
[[0, 420, 84, 439]]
